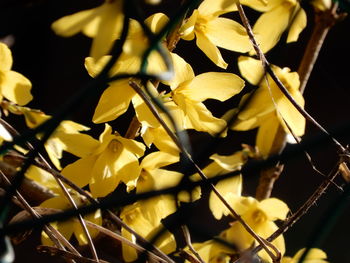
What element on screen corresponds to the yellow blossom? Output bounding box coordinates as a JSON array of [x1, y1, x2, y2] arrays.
[[84, 14, 168, 124], [19, 108, 99, 170], [51, 0, 124, 59], [185, 239, 236, 263], [0, 43, 32, 105], [224, 197, 289, 262], [167, 52, 245, 135], [40, 194, 102, 246], [247, 0, 307, 53], [61, 124, 145, 197], [180, 0, 251, 68], [232, 56, 305, 157], [120, 198, 177, 262], [282, 248, 329, 263]]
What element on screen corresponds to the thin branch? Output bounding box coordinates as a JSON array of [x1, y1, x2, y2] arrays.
[[129, 81, 280, 261], [0, 170, 81, 260], [0, 118, 99, 261], [235, 1, 346, 153], [181, 225, 205, 263]]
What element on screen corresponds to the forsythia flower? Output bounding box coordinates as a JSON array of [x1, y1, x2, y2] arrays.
[[62, 124, 145, 197], [282, 248, 329, 263], [166, 52, 245, 135], [120, 151, 181, 261], [224, 197, 289, 262], [246, 0, 307, 53], [51, 0, 124, 59], [20, 108, 99, 170], [233, 56, 305, 157], [180, 0, 251, 68], [120, 198, 177, 262], [185, 239, 236, 263], [84, 13, 169, 124], [0, 43, 32, 105], [40, 194, 102, 246]]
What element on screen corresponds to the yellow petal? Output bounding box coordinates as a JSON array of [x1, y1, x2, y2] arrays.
[[141, 151, 179, 170], [180, 10, 198, 41], [145, 13, 169, 34], [117, 136, 145, 158], [132, 94, 160, 128], [89, 148, 122, 198], [26, 166, 59, 193], [142, 126, 180, 154], [256, 113, 281, 157], [277, 91, 305, 136], [52, 132, 99, 158], [209, 175, 243, 219], [238, 56, 265, 85], [175, 97, 226, 135], [198, 0, 238, 17], [61, 155, 97, 188], [74, 209, 102, 245], [185, 72, 244, 102], [287, 6, 307, 43], [93, 80, 135, 123], [165, 52, 195, 89], [0, 43, 13, 70], [51, 8, 100, 37], [241, 0, 284, 12], [259, 198, 289, 220], [90, 1, 124, 59], [205, 17, 251, 53], [257, 221, 285, 262], [210, 151, 245, 170], [1, 71, 32, 105], [253, 5, 293, 53], [292, 248, 328, 262], [195, 31, 228, 69]]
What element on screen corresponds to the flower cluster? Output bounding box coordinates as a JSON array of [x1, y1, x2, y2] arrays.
[[0, 0, 334, 262]]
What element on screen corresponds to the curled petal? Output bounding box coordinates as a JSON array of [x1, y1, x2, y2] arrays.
[[1, 71, 32, 105]]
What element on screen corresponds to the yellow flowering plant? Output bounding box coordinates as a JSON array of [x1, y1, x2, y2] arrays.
[[0, 0, 347, 262]]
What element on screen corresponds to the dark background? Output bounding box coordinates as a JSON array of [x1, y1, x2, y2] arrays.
[[1, 0, 350, 262]]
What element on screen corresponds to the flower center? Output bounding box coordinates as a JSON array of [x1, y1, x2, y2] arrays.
[[108, 139, 122, 153], [251, 209, 267, 224]]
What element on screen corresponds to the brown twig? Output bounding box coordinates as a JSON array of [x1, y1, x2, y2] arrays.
[[0, 170, 81, 262], [181, 225, 205, 263], [235, 1, 346, 200], [0, 118, 100, 262], [129, 80, 281, 262]]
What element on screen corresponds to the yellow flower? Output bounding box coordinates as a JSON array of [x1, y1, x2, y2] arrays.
[[20, 108, 99, 170], [282, 248, 329, 263], [84, 14, 169, 124], [246, 0, 307, 53], [233, 56, 305, 157], [119, 151, 182, 261], [180, 0, 251, 68], [224, 197, 289, 262], [185, 239, 236, 263], [0, 43, 32, 105], [61, 124, 145, 198], [167, 52, 245, 135], [51, 0, 124, 59], [40, 194, 102, 246], [120, 198, 177, 262]]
